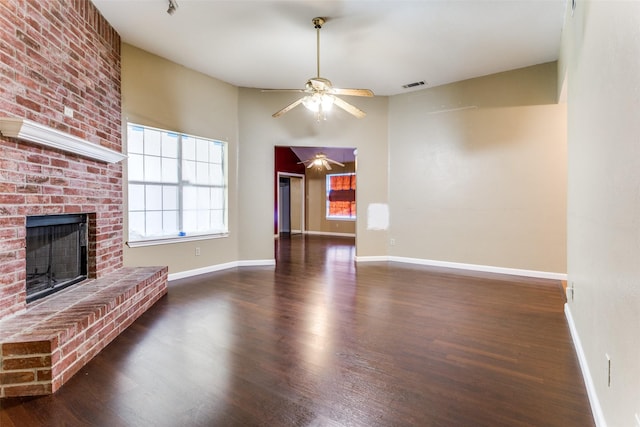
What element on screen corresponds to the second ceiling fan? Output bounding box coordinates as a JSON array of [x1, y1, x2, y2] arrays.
[[264, 17, 374, 120], [298, 153, 345, 170]]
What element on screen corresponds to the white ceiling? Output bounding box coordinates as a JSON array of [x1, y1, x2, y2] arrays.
[[92, 0, 567, 97]]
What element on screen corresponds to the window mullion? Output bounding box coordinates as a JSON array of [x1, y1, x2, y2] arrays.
[[178, 134, 184, 234]]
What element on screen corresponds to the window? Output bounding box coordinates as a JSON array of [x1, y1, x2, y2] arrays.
[[127, 123, 227, 244], [326, 173, 356, 220]]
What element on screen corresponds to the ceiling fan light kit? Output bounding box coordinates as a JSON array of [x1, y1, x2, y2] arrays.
[[263, 17, 374, 121], [302, 92, 335, 113]]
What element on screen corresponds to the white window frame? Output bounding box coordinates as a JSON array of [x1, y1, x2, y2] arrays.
[[126, 123, 228, 247], [325, 172, 356, 221]]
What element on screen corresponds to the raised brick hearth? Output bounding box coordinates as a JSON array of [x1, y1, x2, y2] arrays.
[[0, 266, 167, 397], [0, 1, 168, 397]]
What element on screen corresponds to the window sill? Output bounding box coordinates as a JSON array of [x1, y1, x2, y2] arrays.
[[127, 232, 229, 248], [326, 217, 356, 221]]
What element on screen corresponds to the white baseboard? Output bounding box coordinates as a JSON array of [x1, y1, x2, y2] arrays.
[[304, 231, 356, 237], [355, 255, 567, 281], [565, 304, 606, 427], [168, 259, 275, 281], [236, 259, 276, 268], [354, 255, 389, 262]]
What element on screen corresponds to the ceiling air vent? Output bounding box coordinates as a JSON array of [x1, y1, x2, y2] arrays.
[[402, 81, 426, 89]]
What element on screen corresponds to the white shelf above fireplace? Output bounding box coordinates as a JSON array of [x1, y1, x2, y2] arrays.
[[0, 117, 126, 163]]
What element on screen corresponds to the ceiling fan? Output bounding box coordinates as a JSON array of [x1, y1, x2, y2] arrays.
[[298, 153, 345, 170], [263, 17, 374, 120]]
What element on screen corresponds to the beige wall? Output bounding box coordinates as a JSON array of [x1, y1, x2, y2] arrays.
[[388, 62, 567, 273], [306, 162, 356, 234], [562, 2, 640, 426], [121, 46, 567, 277], [238, 88, 389, 260], [121, 44, 240, 274]]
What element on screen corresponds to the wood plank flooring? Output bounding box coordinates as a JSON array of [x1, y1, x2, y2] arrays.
[[1, 235, 594, 426]]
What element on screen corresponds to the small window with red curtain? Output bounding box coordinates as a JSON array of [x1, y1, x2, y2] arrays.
[[326, 173, 356, 220]]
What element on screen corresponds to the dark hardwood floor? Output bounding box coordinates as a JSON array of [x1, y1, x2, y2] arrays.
[[1, 235, 593, 426]]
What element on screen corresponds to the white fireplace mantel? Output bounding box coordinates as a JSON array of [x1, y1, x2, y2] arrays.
[[0, 117, 126, 163]]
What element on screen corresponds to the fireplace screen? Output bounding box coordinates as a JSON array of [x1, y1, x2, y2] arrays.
[[25, 214, 88, 303]]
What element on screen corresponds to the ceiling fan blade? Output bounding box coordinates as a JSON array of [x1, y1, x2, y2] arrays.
[[325, 158, 345, 167], [333, 96, 366, 119], [262, 89, 305, 93], [323, 159, 332, 170], [272, 97, 305, 118], [306, 162, 314, 169], [332, 88, 374, 97]]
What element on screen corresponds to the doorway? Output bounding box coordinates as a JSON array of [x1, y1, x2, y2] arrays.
[[278, 173, 304, 236]]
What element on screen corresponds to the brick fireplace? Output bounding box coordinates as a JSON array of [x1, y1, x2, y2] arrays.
[[0, 0, 125, 320], [0, 1, 167, 397]]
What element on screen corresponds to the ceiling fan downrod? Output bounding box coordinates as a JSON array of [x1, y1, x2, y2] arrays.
[[313, 17, 325, 79]]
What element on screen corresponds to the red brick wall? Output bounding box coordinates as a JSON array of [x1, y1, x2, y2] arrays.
[[0, 0, 122, 320]]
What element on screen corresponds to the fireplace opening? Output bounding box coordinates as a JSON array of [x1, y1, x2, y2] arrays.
[[26, 214, 88, 303]]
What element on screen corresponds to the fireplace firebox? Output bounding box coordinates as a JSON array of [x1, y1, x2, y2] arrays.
[[25, 214, 88, 303]]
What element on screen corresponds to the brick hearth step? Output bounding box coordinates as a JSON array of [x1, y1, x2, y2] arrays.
[[0, 266, 168, 398]]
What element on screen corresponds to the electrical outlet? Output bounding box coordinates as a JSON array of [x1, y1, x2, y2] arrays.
[[606, 353, 611, 387], [195, 247, 201, 256], [63, 106, 74, 118], [390, 238, 396, 246]]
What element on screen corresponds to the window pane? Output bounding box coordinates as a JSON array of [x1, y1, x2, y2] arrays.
[[145, 185, 162, 211], [163, 211, 178, 234], [210, 143, 223, 163], [196, 138, 209, 160], [128, 154, 144, 181], [162, 158, 178, 183], [183, 186, 197, 210], [144, 156, 162, 182], [128, 126, 144, 154], [162, 132, 178, 158], [183, 160, 196, 183], [197, 210, 210, 231], [129, 184, 145, 211], [163, 186, 178, 210], [211, 209, 224, 229], [197, 187, 210, 210], [211, 188, 225, 209], [146, 211, 163, 236], [144, 129, 162, 156], [129, 212, 145, 239], [183, 136, 196, 160], [183, 210, 197, 233], [196, 162, 209, 185], [210, 164, 223, 185]]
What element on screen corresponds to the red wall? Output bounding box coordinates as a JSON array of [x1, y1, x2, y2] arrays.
[[0, 0, 122, 319], [274, 146, 306, 234]]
